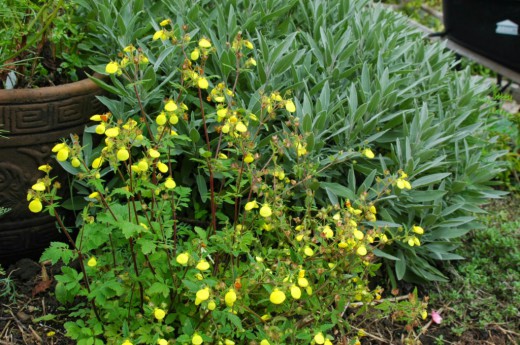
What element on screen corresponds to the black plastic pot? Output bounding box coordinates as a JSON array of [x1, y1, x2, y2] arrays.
[[443, 0, 520, 72]]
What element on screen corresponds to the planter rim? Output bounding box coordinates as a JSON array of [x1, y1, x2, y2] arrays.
[[0, 73, 106, 104]]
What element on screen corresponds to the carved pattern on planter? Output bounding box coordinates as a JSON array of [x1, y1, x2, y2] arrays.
[[0, 75, 106, 263]]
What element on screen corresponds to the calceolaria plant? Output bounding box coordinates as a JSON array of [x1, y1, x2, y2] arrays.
[[29, 20, 429, 345]]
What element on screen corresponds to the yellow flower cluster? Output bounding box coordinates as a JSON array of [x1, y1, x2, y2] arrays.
[[105, 45, 149, 75], [396, 170, 412, 190]]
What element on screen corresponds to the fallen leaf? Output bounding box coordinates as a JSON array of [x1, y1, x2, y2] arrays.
[[32, 278, 53, 297]]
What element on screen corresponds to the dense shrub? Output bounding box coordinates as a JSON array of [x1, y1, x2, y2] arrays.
[[137, 0, 505, 283]]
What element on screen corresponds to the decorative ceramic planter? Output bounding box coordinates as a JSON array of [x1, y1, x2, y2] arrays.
[[0, 76, 105, 265]]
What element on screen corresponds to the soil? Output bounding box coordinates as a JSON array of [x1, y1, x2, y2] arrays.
[[2, 258, 517, 345], [1, 259, 74, 345]]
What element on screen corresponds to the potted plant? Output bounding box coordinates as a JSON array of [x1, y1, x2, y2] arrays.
[[0, 0, 107, 264]]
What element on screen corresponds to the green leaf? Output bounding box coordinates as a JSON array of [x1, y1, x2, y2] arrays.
[[395, 250, 406, 280], [373, 248, 400, 261]]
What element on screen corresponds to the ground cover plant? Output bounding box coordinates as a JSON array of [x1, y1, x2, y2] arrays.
[[18, 0, 509, 344]]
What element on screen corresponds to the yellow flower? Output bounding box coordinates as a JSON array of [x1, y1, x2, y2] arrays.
[[259, 205, 272, 218], [138, 160, 149, 172], [153, 30, 166, 41], [176, 252, 189, 265], [46, 331, 56, 337], [117, 148, 129, 161], [356, 245, 367, 256], [105, 61, 119, 74], [154, 308, 166, 321], [221, 124, 230, 133], [71, 157, 81, 167], [157, 162, 169, 173], [196, 259, 210, 271], [29, 199, 43, 213], [244, 153, 254, 164], [303, 246, 314, 257], [290, 285, 301, 299], [92, 157, 103, 169], [87, 257, 97, 267], [363, 148, 375, 159], [322, 225, 334, 239], [165, 100, 178, 112], [190, 48, 200, 61], [396, 178, 412, 190], [297, 277, 309, 289], [148, 148, 160, 158], [324, 339, 332, 345], [160, 19, 170, 26], [57, 148, 69, 162], [235, 122, 247, 133], [192, 333, 203, 345], [169, 115, 179, 125], [31, 182, 46, 191], [156, 113, 167, 126], [285, 100, 296, 113], [412, 225, 424, 234], [245, 57, 257, 67], [314, 332, 325, 344], [198, 77, 209, 89], [38, 164, 52, 173], [198, 38, 212, 48], [260, 340, 270, 345], [269, 288, 286, 305], [296, 143, 307, 156], [207, 300, 216, 310], [244, 200, 258, 211], [165, 177, 176, 189], [122, 340, 133, 345], [225, 289, 237, 307], [195, 287, 210, 304], [88, 191, 99, 199], [353, 230, 364, 240], [421, 310, 428, 320], [243, 40, 254, 49], [95, 123, 106, 135], [105, 127, 120, 138]]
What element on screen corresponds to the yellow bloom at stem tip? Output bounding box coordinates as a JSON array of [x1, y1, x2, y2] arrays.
[[259, 204, 272, 218], [192, 333, 203, 345], [105, 61, 119, 74], [38, 164, 52, 173], [176, 252, 189, 265], [165, 177, 176, 189], [154, 308, 166, 321], [285, 99, 296, 113], [87, 257, 97, 267], [244, 200, 258, 211], [29, 199, 43, 213], [31, 182, 45, 191], [198, 38, 212, 48], [269, 288, 286, 305], [363, 148, 375, 159], [314, 332, 325, 344], [412, 225, 424, 234], [225, 289, 237, 307], [196, 259, 210, 271]]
